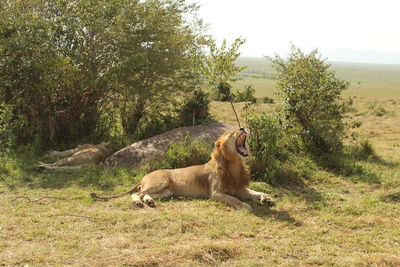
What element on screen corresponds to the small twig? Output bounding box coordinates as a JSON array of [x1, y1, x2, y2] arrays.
[[11, 195, 67, 202], [46, 213, 97, 220], [229, 98, 241, 128]]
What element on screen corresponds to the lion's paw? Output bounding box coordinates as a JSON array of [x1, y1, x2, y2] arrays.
[[134, 201, 145, 208], [260, 194, 276, 207], [239, 202, 253, 212], [144, 198, 156, 208]]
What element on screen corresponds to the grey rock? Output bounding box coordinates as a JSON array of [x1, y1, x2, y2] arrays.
[[104, 122, 237, 168]]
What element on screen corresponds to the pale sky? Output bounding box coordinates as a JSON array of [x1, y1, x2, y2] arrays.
[[195, 0, 400, 63]]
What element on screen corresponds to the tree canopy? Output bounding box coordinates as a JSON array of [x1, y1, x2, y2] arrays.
[[0, 0, 207, 147]]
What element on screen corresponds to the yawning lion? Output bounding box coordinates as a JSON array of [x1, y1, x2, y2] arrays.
[[91, 129, 275, 211]]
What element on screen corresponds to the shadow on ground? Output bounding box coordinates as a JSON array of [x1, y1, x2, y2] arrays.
[[1, 164, 138, 191], [311, 152, 385, 185], [252, 205, 302, 226]]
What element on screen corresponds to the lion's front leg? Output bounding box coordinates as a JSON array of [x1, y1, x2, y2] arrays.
[[236, 189, 276, 207], [210, 192, 253, 211]]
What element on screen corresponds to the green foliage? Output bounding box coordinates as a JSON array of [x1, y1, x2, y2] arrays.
[[165, 137, 212, 169], [216, 82, 232, 102], [246, 109, 379, 185], [0, 0, 114, 146], [201, 38, 246, 101], [233, 85, 257, 103], [178, 90, 212, 126], [270, 45, 349, 154], [0, 0, 206, 148], [134, 111, 178, 140], [0, 104, 19, 153], [145, 137, 212, 171], [262, 96, 275, 104], [134, 89, 213, 139], [247, 112, 299, 183], [107, 0, 206, 136]]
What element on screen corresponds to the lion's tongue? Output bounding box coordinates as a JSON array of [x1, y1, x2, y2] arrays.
[[238, 145, 248, 156]]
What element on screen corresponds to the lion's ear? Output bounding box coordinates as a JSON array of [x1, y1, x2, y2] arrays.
[[215, 140, 221, 149]]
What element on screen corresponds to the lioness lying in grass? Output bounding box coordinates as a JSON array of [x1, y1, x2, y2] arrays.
[[91, 129, 275, 211], [38, 142, 113, 172]]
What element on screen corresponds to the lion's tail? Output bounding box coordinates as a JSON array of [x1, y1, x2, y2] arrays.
[[90, 182, 141, 200]]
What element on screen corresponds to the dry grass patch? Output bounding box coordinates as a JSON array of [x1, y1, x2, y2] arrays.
[[2, 175, 400, 266]]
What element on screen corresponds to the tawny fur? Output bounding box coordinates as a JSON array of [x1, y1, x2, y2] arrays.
[[38, 142, 113, 171]]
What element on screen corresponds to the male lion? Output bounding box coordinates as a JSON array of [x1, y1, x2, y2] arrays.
[[91, 129, 275, 211], [38, 142, 113, 172]]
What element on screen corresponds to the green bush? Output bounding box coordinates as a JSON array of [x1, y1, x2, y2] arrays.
[[178, 90, 212, 126], [270, 45, 349, 154], [134, 112, 178, 140], [262, 96, 275, 104], [144, 137, 212, 171], [247, 113, 290, 182], [247, 112, 316, 184], [165, 137, 212, 169], [233, 85, 257, 103]]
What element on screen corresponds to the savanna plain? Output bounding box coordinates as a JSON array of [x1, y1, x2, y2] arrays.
[[1, 58, 400, 266]]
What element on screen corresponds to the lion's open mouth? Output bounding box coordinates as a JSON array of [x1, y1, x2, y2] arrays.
[[236, 132, 249, 157]]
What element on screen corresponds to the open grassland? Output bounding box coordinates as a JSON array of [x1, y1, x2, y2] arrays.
[[1, 59, 400, 266], [236, 57, 400, 86]]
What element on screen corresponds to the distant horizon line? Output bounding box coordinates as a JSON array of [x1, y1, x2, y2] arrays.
[[238, 56, 400, 66], [238, 49, 400, 66]]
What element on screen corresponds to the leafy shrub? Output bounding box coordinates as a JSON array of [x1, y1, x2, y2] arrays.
[[145, 137, 212, 171], [178, 90, 212, 126], [134, 89, 212, 139], [134, 111, 178, 140], [165, 137, 212, 169], [247, 112, 316, 184], [262, 96, 275, 104], [247, 113, 290, 182], [270, 45, 349, 154], [233, 85, 257, 103]]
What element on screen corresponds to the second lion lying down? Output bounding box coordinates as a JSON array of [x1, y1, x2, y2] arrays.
[[91, 129, 275, 211], [38, 142, 113, 172]]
